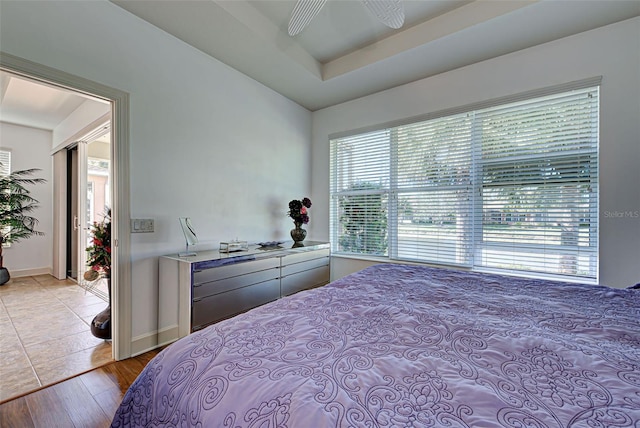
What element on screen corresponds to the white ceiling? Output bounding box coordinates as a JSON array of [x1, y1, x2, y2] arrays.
[[0, 71, 110, 143], [1, 0, 638, 130], [0, 72, 88, 130], [110, 0, 640, 111]]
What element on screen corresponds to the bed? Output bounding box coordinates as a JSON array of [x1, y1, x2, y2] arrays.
[[111, 263, 640, 427]]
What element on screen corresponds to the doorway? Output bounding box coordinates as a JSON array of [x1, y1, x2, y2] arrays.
[[0, 77, 116, 401], [1, 51, 132, 360], [65, 124, 111, 290]]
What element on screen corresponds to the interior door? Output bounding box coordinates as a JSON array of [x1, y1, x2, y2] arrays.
[[66, 142, 89, 281], [67, 147, 78, 280]]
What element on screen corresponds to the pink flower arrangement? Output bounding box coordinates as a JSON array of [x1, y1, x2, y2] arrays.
[[288, 197, 312, 225], [84, 209, 111, 281]]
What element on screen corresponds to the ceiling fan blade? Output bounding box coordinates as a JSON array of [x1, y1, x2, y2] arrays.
[[288, 0, 328, 36], [361, 0, 405, 29]]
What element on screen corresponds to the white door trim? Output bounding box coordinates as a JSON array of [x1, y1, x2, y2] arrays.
[[0, 51, 132, 360], [77, 140, 88, 284], [52, 151, 67, 280]]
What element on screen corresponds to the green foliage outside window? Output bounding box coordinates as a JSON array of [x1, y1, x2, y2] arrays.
[[338, 182, 387, 255]]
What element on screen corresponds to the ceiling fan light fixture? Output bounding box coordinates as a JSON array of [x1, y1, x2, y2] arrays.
[[288, 0, 327, 36], [361, 0, 405, 29], [288, 0, 405, 37]]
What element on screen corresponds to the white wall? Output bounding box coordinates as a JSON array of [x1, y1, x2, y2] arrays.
[[0, 123, 53, 275], [312, 17, 640, 289], [0, 0, 312, 353]]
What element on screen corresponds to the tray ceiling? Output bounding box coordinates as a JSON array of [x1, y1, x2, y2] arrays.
[[111, 0, 640, 111]]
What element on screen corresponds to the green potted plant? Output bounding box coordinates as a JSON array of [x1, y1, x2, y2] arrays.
[[0, 168, 46, 285]]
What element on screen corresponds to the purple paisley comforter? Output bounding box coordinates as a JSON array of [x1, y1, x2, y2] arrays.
[[112, 264, 640, 427]]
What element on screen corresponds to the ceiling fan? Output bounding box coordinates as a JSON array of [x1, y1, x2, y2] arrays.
[[288, 0, 405, 36]]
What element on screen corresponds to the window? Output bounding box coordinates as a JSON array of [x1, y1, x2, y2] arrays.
[[330, 83, 599, 281], [0, 150, 11, 247], [87, 157, 111, 224], [0, 149, 10, 177]]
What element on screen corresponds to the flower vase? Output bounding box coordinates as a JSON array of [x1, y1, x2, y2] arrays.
[[91, 277, 112, 340], [290, 222, 307, 247]]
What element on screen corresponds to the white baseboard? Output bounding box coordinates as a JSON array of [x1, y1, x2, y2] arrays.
[[157, 325, 180, 348], [130, 325, 180, 357], [130, 331, 159, 357], [10, 267, 52, 278]]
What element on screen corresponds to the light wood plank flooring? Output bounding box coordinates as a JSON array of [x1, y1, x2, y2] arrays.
[[0, 275, 112, 402], [0, 349, 159, 428]]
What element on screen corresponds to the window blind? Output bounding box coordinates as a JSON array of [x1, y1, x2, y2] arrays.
[[0, 150, 11, 247], [394, 113, 474, 265], [330, 130, 390, 256], [476, 89, 598, 278], [330, 84, 599, 281], [0, 150, 10, 176]]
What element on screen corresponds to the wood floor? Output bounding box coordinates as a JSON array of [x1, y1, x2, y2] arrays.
[[0, 348, 160, 428]]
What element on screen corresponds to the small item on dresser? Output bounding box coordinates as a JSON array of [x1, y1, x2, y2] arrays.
[[257, 241, 285, 248], [219, 240, 249, 253], [178, 217, 198, 257]]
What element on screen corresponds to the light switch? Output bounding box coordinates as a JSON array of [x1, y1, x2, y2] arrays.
[[131, 218, 154, 233]]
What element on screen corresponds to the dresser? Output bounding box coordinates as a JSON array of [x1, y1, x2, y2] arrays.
[[158, 241, 330, 345]]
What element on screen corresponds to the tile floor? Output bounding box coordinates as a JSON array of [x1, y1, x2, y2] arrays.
[[0, 274, 113, 402]]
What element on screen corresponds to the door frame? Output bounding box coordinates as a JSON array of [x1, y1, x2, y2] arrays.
[[0, 51, 132, 360]]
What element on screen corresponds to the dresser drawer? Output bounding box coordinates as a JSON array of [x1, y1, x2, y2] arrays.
[[281, 249, 330, 269], [192, 278, 280, 331], [193, 267, 279, 300], [281, 264, 330, 296], [193, 257, 279, 285], [281, 253, 329, 277]]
